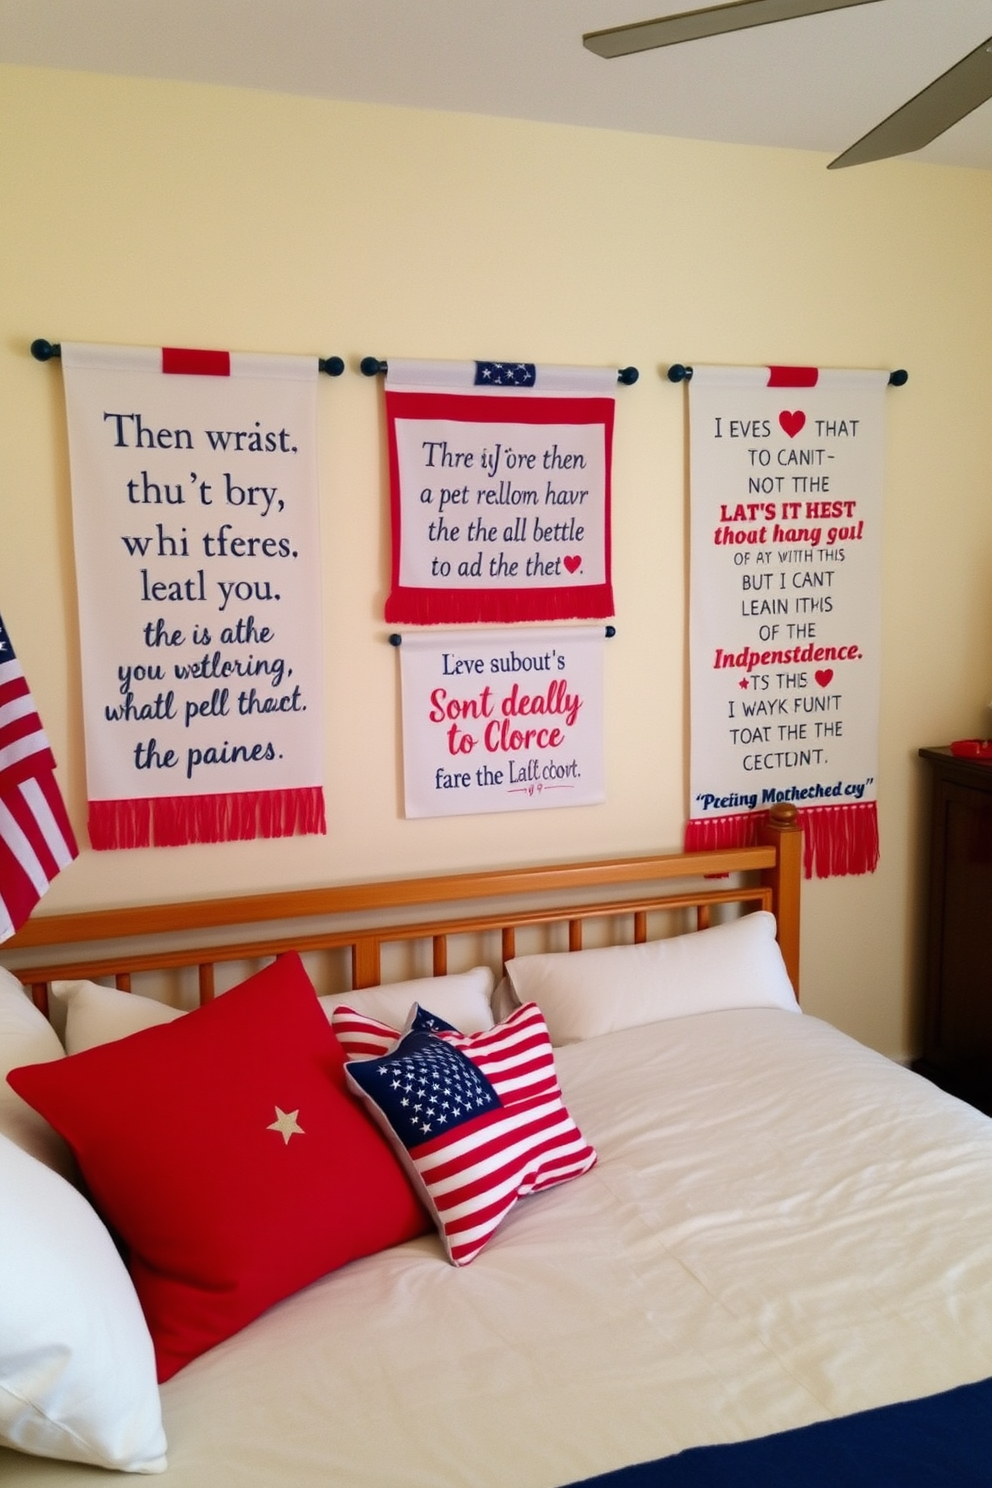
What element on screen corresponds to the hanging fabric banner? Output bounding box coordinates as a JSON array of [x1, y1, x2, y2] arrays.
[[384, 360, 616, 625], [60, 342, 326, 850], [398, 627, 605, 818], [686, 365, 887, 878]]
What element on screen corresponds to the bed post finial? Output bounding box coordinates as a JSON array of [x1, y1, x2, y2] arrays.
[[766, 801, 798, 833], [760, 803, 802, 1001]]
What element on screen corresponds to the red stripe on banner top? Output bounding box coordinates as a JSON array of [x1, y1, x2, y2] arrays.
[[162, 347, 231, 377], [767, 366, 818, 387]]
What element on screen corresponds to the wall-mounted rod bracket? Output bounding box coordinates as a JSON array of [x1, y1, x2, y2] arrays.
[[363, 358, 638, 384], [667, 363, 908, 385], [389, 626, 616, 644], [31, 340, 345, 374]]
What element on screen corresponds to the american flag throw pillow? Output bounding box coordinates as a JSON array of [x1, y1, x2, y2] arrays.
[[331, 1002, 456, 1060], [342, 1001, 597, 1266]]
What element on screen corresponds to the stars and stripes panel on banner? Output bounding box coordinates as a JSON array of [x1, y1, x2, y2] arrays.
[[686, 364, 888, 878], [58, 342, 326, 850], [382, 358, 617, 625], [0, 611, 78, 942]]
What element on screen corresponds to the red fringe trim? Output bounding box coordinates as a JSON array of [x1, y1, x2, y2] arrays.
[[800, 801, 879, 880], [685, 802, 879, 880], [385, 584, 614, 626], [685, 811, 765, 853], [88, 787, 326, 851]]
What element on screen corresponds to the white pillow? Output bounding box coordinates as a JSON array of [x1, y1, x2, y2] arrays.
[[319, 966, 495, 1033], [490, 974, 518, 1024], [51, 979, 182, 1055], [53, 965, 496, 1054], [504, 911, 799, 1045], [0, 967, 74, 1177], [0, 1132, 167, 1473]]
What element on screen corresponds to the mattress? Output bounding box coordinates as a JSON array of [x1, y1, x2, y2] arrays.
[[4, 1006, 992, 1485]]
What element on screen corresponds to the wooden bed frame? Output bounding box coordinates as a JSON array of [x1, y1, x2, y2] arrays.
[[2, 804, 802, 1016]]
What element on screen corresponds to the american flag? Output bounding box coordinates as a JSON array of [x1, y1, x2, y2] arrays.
[[474, 361, 536, 387], [345, 1002, 597, 1265], [330, 1001, 456, 1060], [0, 612, 78, 942]]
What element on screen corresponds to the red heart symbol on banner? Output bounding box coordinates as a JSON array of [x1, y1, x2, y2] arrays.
[[814, 669, 833, 687], [563, 555, 582, 573], [779, 410, 806, 437]]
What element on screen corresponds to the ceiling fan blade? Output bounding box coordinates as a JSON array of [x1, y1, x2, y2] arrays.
[[583, 0, 882, 60], [829, 34, 992, 167]]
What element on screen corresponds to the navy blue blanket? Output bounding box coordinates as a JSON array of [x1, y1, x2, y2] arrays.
[[564, 1376, 992, 1487]]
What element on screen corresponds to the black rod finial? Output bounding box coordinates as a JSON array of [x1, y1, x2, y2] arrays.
[[319, 356, 345, 377], [605, 625, 616, 638], [617, 366, 639, 385], [667, 364, 693, 383], [388, 632, 402, 646], [361, 357, 387, 377], [31, 339, 60, 362], [888, 369, 908, 386]]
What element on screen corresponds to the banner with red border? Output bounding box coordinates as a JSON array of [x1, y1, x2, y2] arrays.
[[383, 360, 616, 625]]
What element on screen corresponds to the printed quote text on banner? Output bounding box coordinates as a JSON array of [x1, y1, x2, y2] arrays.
[[686, 365, 886, 878]]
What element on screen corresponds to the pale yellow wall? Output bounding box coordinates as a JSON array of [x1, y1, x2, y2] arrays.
[[2, 64, 991, 1059]]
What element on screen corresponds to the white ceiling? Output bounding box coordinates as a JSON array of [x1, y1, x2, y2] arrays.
[[2, 0, 991, 170]]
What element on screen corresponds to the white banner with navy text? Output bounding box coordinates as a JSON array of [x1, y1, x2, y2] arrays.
[[399, 627, 605, 817], [61, 342, 325, 849], [687, 364, 887, 877]]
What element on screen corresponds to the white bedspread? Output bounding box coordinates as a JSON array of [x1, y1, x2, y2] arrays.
[[5, 1008, 992, 1485]]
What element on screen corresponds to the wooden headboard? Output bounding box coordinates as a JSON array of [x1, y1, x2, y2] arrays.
[[2, 805, 802, 1016]]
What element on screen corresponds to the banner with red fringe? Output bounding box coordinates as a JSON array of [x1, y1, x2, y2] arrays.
[[60, 342, 326, 850], [685, 364, 888, 879], [383, 359, 616, 625]]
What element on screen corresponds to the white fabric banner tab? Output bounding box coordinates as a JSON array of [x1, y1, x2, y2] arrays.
[[60, 342, 326, 849], [687, 365, 887, 877], [399, 627, 605, 817]]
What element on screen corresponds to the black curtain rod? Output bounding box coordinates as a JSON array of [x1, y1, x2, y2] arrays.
[[362, 357, 639, 385], [666, 363, 908, 386], [30, 340, 345, 376], [389, 627, 617, 645]]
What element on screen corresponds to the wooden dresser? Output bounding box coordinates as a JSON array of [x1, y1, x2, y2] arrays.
[[917, 746, 992, 1114]]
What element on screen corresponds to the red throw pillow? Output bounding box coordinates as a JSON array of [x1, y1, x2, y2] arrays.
[[8, 954, 428, 1381]]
